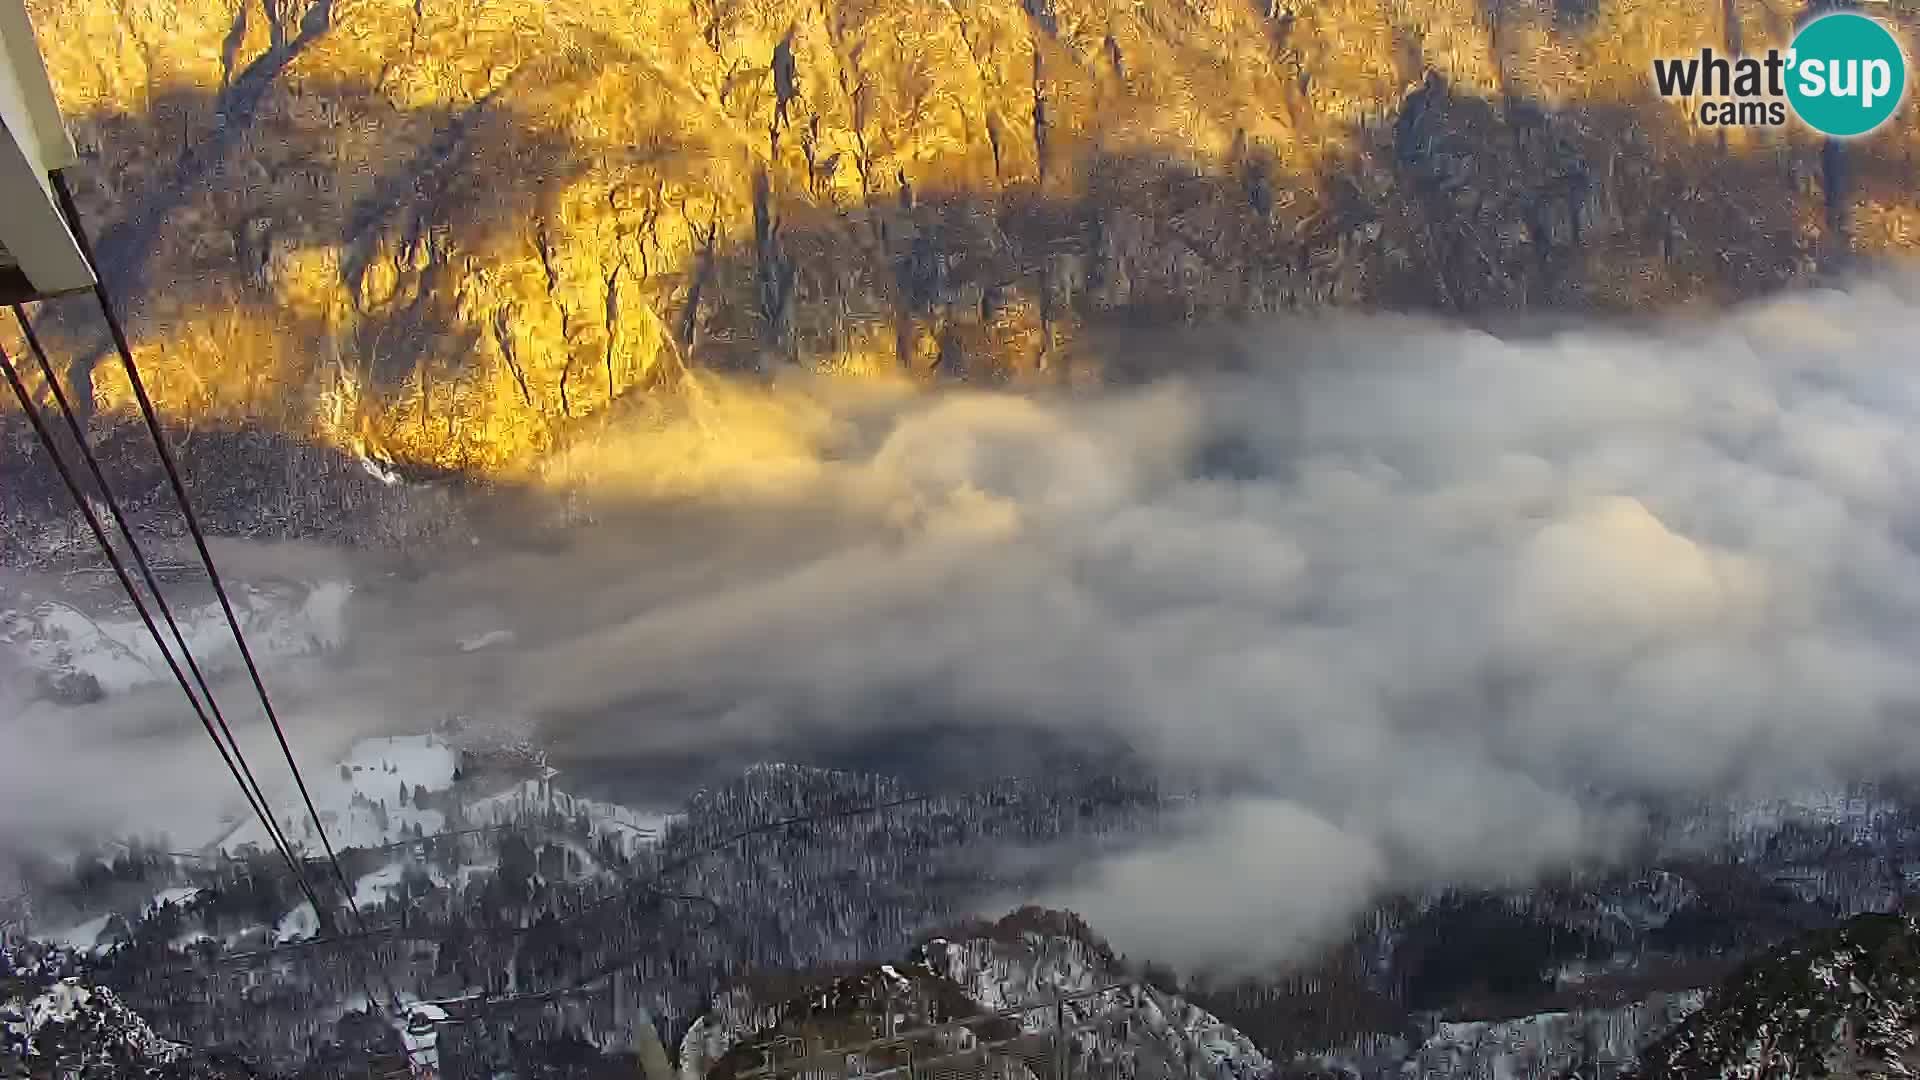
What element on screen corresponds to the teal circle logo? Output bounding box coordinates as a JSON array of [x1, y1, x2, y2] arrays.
[[1787, 12, 1907, 137]]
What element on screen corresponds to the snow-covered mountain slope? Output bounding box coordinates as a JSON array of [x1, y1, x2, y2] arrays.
[[0, 955, 268, 1077], [920, 918, 1114, 1006], [919, 918, 1272, 1080], [10, 740, 1910, 1079], [1631, 911, 1920, 1080], [1660, 787, 1919, 876], [679, 910, 1275, 1080], [1388, 994, 1707, 1080], [1, 974, 184, 1073], [208, 731, 683, 866], [467, 778, 675, 859], [23, 730, 679, 967], [1, 579, 351, 700], [217, 733, 458, 853]]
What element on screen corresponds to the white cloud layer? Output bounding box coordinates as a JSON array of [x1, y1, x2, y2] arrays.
[[8, 269, 1920, 967]]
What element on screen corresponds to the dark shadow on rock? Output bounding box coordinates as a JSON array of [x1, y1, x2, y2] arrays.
[[683, 82, 1832, 381], [52, 0, 341, 400]]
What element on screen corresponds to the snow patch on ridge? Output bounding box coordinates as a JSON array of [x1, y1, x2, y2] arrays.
[[1, 579, 352, 696]]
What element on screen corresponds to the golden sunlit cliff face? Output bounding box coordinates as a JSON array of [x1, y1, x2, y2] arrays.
[[12, 0, 1920, 473]]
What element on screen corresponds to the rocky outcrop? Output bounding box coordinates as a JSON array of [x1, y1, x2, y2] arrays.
[[1630, 911, 1920, 1080], [678, 911, 1275, 1080], [1, 973, 213, 1076], [17, 0, 1920, 471]]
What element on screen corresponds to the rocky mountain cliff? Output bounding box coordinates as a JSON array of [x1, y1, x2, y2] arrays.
[[678, 908, 1276, 1080], [1629, 911, 1920, 1080], [1, 967, 257, 1077], [13, 0, 1920, 474]]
